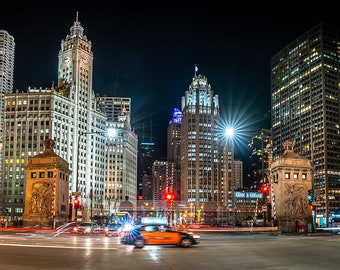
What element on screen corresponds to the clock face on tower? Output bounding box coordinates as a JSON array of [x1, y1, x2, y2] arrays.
[[82, 55, 88, 64], [63, 56, 70, 64]]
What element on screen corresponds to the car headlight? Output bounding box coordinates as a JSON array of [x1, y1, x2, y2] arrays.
[[123, 223, 134, 231]]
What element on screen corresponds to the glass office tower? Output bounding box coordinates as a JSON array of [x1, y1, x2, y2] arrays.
[[271, 23, 340, 227]]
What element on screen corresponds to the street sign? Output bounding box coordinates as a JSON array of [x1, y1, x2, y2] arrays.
[[72, 192, 81, 196]]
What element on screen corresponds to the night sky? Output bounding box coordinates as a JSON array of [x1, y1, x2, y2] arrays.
[[2, 2, 340, 162]]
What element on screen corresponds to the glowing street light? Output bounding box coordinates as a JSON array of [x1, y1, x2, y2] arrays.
[[225, 127, 234, 138], [107, 127, 117, 138]]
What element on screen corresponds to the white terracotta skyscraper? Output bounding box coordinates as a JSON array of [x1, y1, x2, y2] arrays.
[[180, 73, 220, 210]]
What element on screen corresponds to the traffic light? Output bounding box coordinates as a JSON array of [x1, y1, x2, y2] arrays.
[[164, 192, 175, 203], [261, 184, 269, 194], [308, 189, 313, 203], [74, 197, 80, 209]]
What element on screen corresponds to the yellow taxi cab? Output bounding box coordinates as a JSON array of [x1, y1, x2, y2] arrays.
[[120, 223, 200, 248]]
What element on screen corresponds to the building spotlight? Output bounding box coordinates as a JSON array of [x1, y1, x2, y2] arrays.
[[107, 127, 117, 138], [225, 127, 234, 138]]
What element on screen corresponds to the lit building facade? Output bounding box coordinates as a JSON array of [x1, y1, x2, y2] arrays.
[[1, 14, 108, 221], [56, 13, 107, 221], [180, 74, 221, 209], [167, 108, 182, 163], [0, 30, 15, 193], [271, 140, 313, 232], [138, 141, 155, 199], [0, 30, 15, 120], [99, 98, 138, 214], [246, 129, 272, 190], [221, 135, 234, 209], [167, 108, 182, 201], [233, 160, 243, 190], [23, 139, 71, 227], [271, 23, 340, 227], [152, 160, 167, 202], [96, 96, 131, 123], [1, 14, 139, 223]]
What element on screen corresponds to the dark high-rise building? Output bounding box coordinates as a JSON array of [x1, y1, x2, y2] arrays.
[[138, 141, 155, 199], [271, 23, 340, 227], [167, 108, 182, 200], [152, 160, 167, 201], [247, 129, 272, 190], [167, 108, 182, 163]]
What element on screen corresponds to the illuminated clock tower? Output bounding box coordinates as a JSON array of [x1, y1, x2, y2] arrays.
[[57, 12, 106, 221], [58, 11, 94, 106]]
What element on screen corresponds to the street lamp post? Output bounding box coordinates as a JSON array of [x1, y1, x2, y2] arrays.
[[90, 186, 93, 221], [224, 127, 235, 225], [266, 141, 277, 227], [106, 196, 114, 216], [310, 124, 318, 227], [73, 133, 83, 221], [189, 202, 195, 223]]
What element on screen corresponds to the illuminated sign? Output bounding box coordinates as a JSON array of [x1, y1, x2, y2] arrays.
[[235, 191, 263, 199], [112, 212, 130, 217], [141, 217, 167, 224]]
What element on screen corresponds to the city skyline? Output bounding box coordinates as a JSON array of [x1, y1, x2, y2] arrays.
[[1, 3, 340, 160]]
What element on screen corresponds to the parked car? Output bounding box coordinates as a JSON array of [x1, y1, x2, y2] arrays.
[[121, 224, 200, 248]]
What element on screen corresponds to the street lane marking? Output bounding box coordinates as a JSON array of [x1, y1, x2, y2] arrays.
[[0, 243, 118, 249]]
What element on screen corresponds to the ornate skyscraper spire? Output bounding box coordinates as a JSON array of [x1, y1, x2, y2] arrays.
[[118, 104, 128, 124], [70, 11, 84, 38]]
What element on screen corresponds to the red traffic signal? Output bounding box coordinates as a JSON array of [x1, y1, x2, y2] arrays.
[[261, 184, 269, 194], [164, 192, 174, 203], [74, 197, 80, 209]]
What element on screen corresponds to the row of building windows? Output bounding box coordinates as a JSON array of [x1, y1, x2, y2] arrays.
[[7, 106, 51, 111], [31, 171, 54, 178], [29, 171, 68, 182], [6, 121, 50, 127], [272, 172, 308, 181], [0, 205, 23, 214], [2, 190, 24, 196], [6, 99, 51, 106]]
